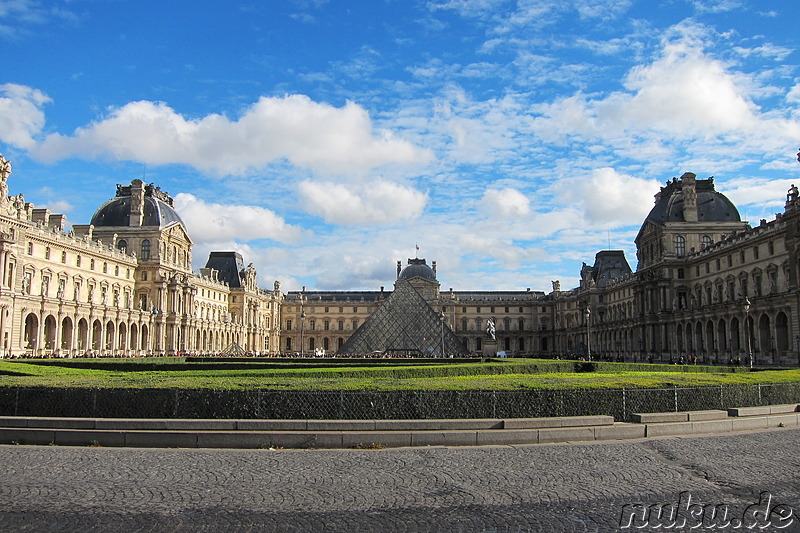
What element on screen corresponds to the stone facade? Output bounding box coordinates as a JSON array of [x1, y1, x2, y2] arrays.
[[281, 259, 547, 356], [2, 152, 799, 365], [0, 156, 281, 357], [550, 173, 800, 366]]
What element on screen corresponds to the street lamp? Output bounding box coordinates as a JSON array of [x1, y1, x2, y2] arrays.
[[300, 309, 306, 357], [584, 307, 591, 361], [743, 297, 752, 368]]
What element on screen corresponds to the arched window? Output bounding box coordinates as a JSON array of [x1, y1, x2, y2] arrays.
[[117, 239, 127, 251], [701, 235, 712, 250], [674, 235, 686, 257], [141, 240, 151, 260]]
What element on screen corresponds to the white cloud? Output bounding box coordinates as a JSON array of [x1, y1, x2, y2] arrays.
[[481, 188, 530, 217], [0, 83, 50, 149], [721, 177, 792, 210], [553, 168, 659, 227], [787, 83, 800, 104], [692, 0, 743, 13], [31, 94, 434, 176], [529, 26, 800, 160], [298, 180, 428, 226], [173, 193, 306, 244]]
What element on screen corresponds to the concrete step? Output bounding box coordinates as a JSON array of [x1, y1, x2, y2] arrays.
[[727, 404, 799, 417], [0, 410, 796, 449], [630, 410, 728, 423], [0, 415, 614, 432]]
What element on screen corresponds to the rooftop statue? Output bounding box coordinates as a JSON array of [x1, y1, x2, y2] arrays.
[[0, 154, 11, 201]]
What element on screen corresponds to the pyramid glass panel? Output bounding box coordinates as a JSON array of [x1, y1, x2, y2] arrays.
[[337, 281, 468, 356]]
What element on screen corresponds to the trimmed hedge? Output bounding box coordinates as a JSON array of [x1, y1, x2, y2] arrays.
[[2, 382, 797, 422]]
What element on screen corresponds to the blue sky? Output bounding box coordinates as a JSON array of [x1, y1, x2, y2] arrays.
[[1, 0, 799, 293]]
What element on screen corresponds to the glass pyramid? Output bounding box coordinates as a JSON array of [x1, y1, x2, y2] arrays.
[[337, 280, 468, 356]]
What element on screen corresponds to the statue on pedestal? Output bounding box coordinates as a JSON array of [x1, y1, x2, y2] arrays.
[[486, 317, 496, 340]]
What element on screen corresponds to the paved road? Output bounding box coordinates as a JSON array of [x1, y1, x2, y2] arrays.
[[1, 428, 799, 532]]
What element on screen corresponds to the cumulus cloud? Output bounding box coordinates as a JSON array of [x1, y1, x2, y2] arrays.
[[481, 188, 530, 217], [29, 94, 433, 176], [529, 26, 800, 159], [553, 168, 659, 226], [298, 179, 428, 226], [173, 193, 306, 244], [0, 83, 50, 149]]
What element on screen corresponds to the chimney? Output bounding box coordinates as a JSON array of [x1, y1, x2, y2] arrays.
[[397, 260, 401, 278], [130, 179, 145, 227], [681, 172, 698, 222], [432, 261, 437, 276]]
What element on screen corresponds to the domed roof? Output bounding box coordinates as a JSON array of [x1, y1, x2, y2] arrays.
[[644, 173, 740, 225], [398, 258, 436, 281], [90, 182, 183, 227]]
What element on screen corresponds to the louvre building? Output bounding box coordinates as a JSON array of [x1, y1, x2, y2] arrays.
[[1, 153, 799, 365]]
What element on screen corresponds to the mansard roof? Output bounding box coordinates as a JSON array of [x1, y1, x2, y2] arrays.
[[644, 173, 740, 226], [91, 182, 183, 228]]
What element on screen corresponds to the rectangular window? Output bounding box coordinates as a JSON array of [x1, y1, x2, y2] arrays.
[[286, 319, 292, 331], [338, 320, 343, 331]]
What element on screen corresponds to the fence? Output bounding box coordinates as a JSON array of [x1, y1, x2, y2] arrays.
[[2, 382, 799, 422]]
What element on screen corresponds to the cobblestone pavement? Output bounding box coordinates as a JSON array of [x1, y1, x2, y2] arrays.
[[1, 428, 799, 532]]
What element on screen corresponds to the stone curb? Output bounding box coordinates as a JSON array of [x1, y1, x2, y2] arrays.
[[0, 411, 797, 449]]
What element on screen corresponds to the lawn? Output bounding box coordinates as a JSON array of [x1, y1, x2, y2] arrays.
[[2, 358, 797, 391]]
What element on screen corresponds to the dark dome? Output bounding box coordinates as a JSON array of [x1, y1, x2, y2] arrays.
[[645, 174, 740, 225], [91, 185, 183, 228], [399, 258, 436, 280]]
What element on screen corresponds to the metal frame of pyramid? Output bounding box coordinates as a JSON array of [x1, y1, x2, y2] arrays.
[[336, 280, 468, 356]]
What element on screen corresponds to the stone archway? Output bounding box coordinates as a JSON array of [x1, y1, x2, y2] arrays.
[[776, 312, 789, 359], [77, 319, 89, 353], [43, 315, 57, 352], [60, 316, 74, 354], [23, 313, 38, 350]]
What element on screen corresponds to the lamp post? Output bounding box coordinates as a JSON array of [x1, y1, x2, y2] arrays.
[[743, 297, 752, 368], [584, 307, 591, 361]]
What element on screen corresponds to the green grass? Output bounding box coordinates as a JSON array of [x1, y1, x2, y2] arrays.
[[1, 358, 797, 391]]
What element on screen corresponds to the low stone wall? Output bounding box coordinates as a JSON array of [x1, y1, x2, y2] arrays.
[[2, 382, 799, 422]]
